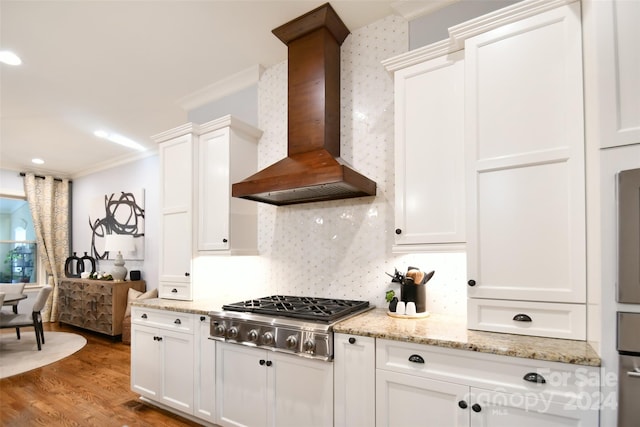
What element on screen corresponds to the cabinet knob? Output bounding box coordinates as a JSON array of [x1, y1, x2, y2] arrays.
[[184, 272, 190, 277], [174, 319, 181, 325], [395, 228, 402, 235], [513, 313, 532, 322], [523, 372, 546, 384], [458, 400, 468, 409], [200, 316, 206, 321], [408, 354, 425, 364], [141, 313, 147, 319], [471, 404, 481, 413], [222, 238, 228, 243], [171, 288, 178, 293], [467, 279, 476, 287], [266, 360, 272, 367], [348, 337, 356, 344], [259, 359, 266, 366]]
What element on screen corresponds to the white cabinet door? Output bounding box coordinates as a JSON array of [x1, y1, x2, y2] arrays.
[[131, 322, 194, 414], [334, 333, 375, 427], [158, 133, 194, 299], [194, 314, 216, 423], [393, 50, 466, 251], [216, 343, 268, 427], [376, 369, 470, 427], [160, 329, 195, 413], [465, 3, 585, 304], [269, 351, 333, 427], [198, 116, 260, 255], [130, 324, 161, 399], [592, 0, 640, 148], [199, 128, 231, 251], [472, 388, 598, 427]]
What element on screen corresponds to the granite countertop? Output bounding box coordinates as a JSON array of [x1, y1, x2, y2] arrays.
[[132, 300, 601, 367], [334, 308, 601, 367], [130, 298, 220, 315]]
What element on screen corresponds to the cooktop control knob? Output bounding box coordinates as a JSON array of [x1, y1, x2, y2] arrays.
[[285, 335, 298, 349], [247, 329, 259, 342], [227, 326, 238, 339], [303, 339, 315, 352], [214, 324, 226, 336], [262, 332, 274, 345]]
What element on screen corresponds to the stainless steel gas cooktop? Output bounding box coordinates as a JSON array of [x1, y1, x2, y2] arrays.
[[209, 295, 372, 361]]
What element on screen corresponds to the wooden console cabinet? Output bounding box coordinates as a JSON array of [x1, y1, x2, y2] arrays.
[[58, 278, 146, 336]]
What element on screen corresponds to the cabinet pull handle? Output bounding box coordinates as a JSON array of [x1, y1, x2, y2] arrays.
[[395, 228, 402, 235], [171, 288, 178, 293], [266, 360, 272, 367], [627, 371, 640, 378], [259, 359, 266, 366], [458, 400, 468, 409], [513, 314, 532, 322], [408, 354, 425, 364], [141, 313, 147, 319], [523, 372, 546, 384], [348, 337, 356, 344], [200, 316, 206, 321], [472, 404, 481, 413], [222, 238, 228, 243], [174, 319, 181, 325], [467, 279, 476, 287]]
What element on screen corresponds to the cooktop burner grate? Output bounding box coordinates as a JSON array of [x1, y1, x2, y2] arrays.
[[222, 295, 370, 322]]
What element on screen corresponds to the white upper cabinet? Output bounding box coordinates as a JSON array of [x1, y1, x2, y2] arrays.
[[154, 116, 261, 300], [198, 116, 261, 255], [385, 46, 466, 252], [464, 2, 586, 305], [156, 128, 197, 300], [591, 0, 640, 148]]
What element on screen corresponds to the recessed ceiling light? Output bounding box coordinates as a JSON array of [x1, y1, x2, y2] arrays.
[[0, 51, 22, 66], [31, 158, 45, 165], [93, 130, 146, 151]]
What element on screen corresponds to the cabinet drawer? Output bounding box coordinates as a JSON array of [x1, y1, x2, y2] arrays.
[[159, 282, 191, 301], [376, 338, 598, 405], [131, 307, 194, 334], [468, 299, 586, 340]]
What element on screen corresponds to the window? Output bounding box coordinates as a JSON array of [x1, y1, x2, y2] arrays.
[[0, 197, 38, 285]]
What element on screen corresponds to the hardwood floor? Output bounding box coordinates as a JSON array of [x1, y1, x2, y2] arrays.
[[0, 322, 205, 426]]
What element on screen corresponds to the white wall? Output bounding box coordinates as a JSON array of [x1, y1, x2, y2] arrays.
[[71, 155, 159, 287]]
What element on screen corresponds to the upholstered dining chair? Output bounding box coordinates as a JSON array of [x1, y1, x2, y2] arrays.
[[0, 285, 52, 351], [0, 283, 26, 314]]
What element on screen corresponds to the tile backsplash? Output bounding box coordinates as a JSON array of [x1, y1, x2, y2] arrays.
[[199, 14, 467, 317]]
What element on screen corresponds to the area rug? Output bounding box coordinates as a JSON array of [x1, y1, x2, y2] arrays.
[[0, 331, 87, 379]]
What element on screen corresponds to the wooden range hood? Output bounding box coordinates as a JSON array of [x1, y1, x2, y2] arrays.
[[231, 3, 377, 206]]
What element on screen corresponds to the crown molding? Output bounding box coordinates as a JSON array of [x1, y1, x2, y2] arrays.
[[448, 0, 576, 48], [382, 39, 461, 72], [177, 64, 264, 111], [383, 0, 577, 72], [390, 0, 459, 20]]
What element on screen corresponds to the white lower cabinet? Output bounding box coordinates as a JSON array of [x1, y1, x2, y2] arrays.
[[194, 314, 216, 423], [215, 342, 333, 427], [130, 307, 195, 414], [375, 339, 599, 427], [131, 308, 216, 424], [334, 333, 376, 427]]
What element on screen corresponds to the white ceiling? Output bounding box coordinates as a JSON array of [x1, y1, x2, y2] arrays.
[[0, 0, 418, 179]]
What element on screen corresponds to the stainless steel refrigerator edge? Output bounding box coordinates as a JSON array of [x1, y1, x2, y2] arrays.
[[616, 167, 640, 427]]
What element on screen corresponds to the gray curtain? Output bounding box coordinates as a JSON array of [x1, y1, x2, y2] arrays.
[[23, 174, 70, 321]]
